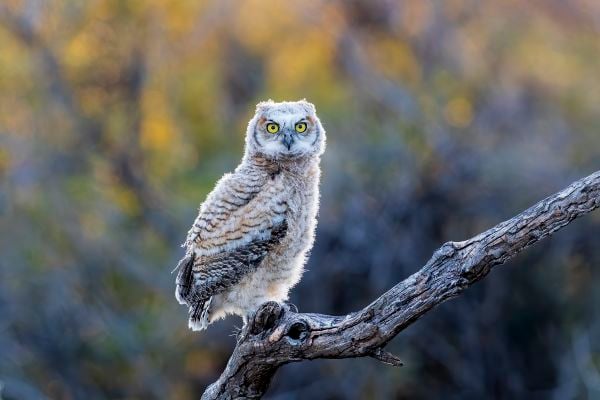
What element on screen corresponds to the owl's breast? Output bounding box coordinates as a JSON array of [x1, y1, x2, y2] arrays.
[[210, 164, 322, 317], [284, 170, 319, 233], [266, 169, 320, 272]]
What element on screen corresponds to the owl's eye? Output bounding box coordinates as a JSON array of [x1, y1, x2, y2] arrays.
[[295, 122, 307, 133], [266, 123, 279, 134]]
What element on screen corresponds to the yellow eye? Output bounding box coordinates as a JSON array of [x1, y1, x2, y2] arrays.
[[266, 123, 279, 134], [295, 122, 307, 133]]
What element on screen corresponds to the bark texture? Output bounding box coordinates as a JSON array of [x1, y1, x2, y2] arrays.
[[202, 170, 600, 400]]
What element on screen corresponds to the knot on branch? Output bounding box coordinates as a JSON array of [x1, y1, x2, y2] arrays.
[[438, 241, 458, 257], [285, 320, 309, 345], [430, 241, 460, 264], [460, 249, 495, 283]]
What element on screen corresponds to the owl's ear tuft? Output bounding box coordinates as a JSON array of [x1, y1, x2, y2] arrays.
[[297, 99, 316, 115], [255, 99, 275, 115]]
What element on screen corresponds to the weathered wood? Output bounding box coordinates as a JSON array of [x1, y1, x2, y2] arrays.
[[202, 170, 600, 400]]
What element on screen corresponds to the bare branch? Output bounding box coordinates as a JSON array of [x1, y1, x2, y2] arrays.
[[201, 170, 600, 400]]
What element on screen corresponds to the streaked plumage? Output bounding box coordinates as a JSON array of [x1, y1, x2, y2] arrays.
[[175, 100, 326, 330]]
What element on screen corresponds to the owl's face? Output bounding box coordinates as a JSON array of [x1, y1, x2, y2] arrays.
[[246, 100, 325, 160]]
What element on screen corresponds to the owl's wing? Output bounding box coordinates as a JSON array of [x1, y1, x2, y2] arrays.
[[182, 172, 285, 253], [175, 220, 287, 330], [175, 171, 288, 330]]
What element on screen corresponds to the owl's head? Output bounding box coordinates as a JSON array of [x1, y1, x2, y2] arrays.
[[245, 99, 326, 160]]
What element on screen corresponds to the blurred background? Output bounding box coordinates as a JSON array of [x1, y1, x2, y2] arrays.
[[1, 0, 599, 399]]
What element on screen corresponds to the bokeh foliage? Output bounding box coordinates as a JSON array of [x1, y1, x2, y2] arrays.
[[1, 1, 599, 399]]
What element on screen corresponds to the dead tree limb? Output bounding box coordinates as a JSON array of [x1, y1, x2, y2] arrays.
[[202, 170, 600, 400]]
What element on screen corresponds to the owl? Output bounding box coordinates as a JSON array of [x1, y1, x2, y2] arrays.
[[175, 99, 326, 331]]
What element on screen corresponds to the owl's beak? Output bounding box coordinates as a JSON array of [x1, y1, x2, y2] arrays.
[[282, 133, 294, 150]]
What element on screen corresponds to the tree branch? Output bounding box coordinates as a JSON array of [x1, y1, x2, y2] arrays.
[[202, 170, 600, 400]]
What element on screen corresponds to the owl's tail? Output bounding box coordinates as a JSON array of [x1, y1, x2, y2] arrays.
[[174, 253, 195, 305], [188, 296, 212, 331], [175, 253, 212, 331]]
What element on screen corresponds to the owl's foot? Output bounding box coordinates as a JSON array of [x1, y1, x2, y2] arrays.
[[246, 301, 284, 335], [233, 314, 252, 342], [230, 325, 243, 341]]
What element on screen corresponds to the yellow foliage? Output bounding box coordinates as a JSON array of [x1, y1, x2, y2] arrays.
[[64, 30, 95, 68], [364, 35, 421, 86], [141, 115, 173, 151], [264, 28, 349, 106], [94, 158, 141, 216], [444, 96, 473, 128], [267, 30, 334, 84], [159, 0, 206, 37], [106, 183, 141, 216], [141, 91, 176, 151], [516, 38, 583, 91], [79, 87, 109, 116], [233, 0, 296, 54], [0, 147, 10, 175]]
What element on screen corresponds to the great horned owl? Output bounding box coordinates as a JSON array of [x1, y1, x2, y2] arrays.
[[175, 99, 326, 331]]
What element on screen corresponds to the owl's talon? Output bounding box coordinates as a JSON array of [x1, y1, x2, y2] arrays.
[[250, 301, 283, 334], [284, 301, 298, 313], [230, 325, 243, 339]]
